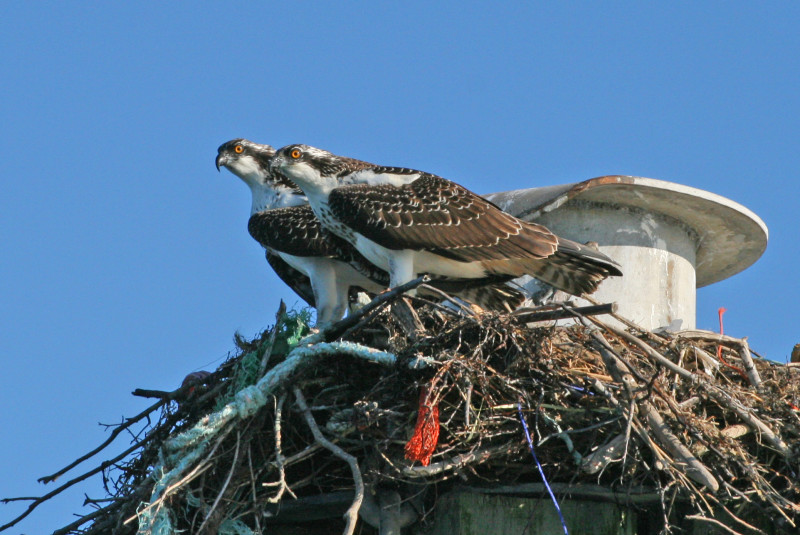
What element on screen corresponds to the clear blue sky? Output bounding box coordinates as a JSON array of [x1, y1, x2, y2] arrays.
[[2, 4, 799, 533]]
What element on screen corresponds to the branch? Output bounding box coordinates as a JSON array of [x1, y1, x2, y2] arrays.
[[737, 337, 762, 388], [591, 317, 790, 456], [320, 275, 430, 342], [38, 398, 167, 484], [197, 431, 242, 535], [513, 303, 617, 324], [265, 394, 295, 503], [0, 428, 158, 532], [294, 387, 363, 535], [401, 444, 516, 478], [590, 331, 719, 492], [50, 500, 123, 535]]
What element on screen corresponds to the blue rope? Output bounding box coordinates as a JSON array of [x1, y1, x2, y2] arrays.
[[518, 402, 569, 535]]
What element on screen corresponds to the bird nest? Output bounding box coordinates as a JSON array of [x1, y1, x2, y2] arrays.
[[5, 279, 800, 535]]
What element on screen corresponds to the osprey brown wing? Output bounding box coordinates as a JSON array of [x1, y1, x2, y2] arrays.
[[249, 206, 391, 286], [248, 206, 347, 259], [327, 173, 559, 262]]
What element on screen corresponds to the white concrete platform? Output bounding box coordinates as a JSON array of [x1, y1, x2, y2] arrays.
[[485, 176, 768, 330]]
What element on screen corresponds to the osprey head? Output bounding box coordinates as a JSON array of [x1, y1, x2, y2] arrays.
[[216, 139, 305, 212], [272, 144, 372, 194], [215, 139, 276, 179]]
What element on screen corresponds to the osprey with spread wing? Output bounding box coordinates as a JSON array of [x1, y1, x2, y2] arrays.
[[271, 144, 622, 296]]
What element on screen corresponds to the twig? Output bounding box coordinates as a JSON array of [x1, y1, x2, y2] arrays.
[[704, 385, 791, 457], [590, 331, 719, 492], [294, 387, 364, 535], [197, 430, 241, 534], [0, 422, 167, 532], [684, 515, 747, 535], [320, 275, 430, 342], [38, 399, 167, 484], [593, 317, 790, 457], [417, 283, 477, 316], [582, 295, 668, 343], [391, 297, 427, 341], [50, 501, 123, 535], [125, 426, 231, 525], [401, 444, 516, 478], [590, 316, 694, 380], [266, 393, 295, 503], [513, 302, 617, 324], [247, 447, 261, 534], [738, 337, 762, 388]]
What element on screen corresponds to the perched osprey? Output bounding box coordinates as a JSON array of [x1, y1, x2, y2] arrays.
[[271, 144, 622, 296], [216, 139, 524, 325], [216, 139, 385, 325]]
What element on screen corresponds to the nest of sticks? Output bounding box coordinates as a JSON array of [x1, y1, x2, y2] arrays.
[[4, 277, 800, 535]]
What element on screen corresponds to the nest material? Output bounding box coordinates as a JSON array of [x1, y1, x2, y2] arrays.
[[8, 286, 800, 535]]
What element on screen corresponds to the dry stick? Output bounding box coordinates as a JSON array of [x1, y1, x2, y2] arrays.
[[197, 430, 242, 535], [266, 393, 295, 503], [38, 398, 167, 484], [391, 297, 426, 341], [716, 502, 767, 535], [246, 447, 262, 535], [274, 443, 324, 470], [400, 444, 516, 478], [693, 425, 750, 458], [513, 302, 617, 324], [582, 294, 669, 343], [409, 294, 465, 318], [123, 426, 231, 525], [692, 346, 721, 374], [293, 387, 363, 535], [0, 422, 168, 533], [738, 337, 762, 388], [590, 317, 694, 379], [677, 330, 753, 345], [590, 331, 719, 492], [595, 323, 795, 520], [684, 515, 747, 535], [584, 377, 637, 473], [417, 284, 476, 316], [321, 275, 431, 342], [50, 500, 123, 535], [594, 318, 791, 457]]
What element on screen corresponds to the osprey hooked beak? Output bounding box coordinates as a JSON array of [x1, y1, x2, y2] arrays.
[[215, 153, 228, 172]]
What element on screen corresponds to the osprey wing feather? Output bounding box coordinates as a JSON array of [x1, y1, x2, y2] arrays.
[[273, 144, 622, 297], [328, 173, 559, 261], [247, 205, 390, 287]]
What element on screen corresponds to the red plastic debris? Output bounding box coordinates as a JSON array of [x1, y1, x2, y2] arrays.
[[404, 387, 440, 466]]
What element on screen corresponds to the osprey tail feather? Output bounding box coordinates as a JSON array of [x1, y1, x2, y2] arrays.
[[482, 238, 622, 296]]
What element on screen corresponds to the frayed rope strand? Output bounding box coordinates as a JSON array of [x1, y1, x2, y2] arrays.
[[518, 402, 569, 535]]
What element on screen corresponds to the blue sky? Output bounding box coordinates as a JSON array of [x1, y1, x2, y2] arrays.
[[2, 3, 799, 533]]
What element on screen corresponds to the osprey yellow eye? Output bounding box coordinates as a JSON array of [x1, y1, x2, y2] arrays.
[[290, 148, 302, 159], [234, 145, 244, 154]]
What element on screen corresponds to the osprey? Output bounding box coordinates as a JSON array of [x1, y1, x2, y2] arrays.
[[216, 139, 524, 325], [271, 144, 622, 295], [216, 139, 385, 325]]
